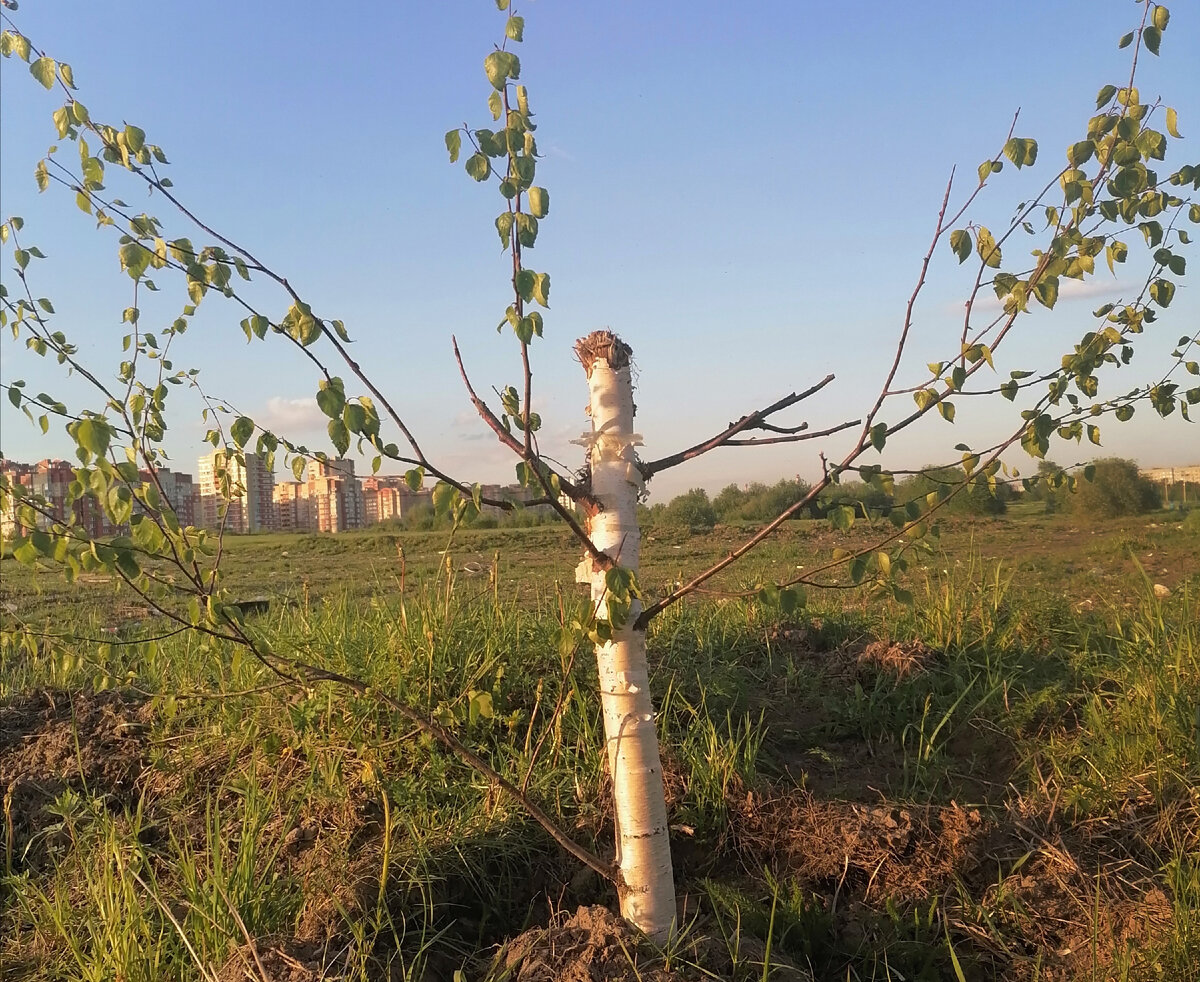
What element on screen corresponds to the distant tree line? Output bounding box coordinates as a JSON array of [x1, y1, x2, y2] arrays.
[[648, 458, 1167, 532]]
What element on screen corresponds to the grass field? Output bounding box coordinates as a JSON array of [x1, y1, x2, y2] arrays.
[[1, 510, 1199, 980]]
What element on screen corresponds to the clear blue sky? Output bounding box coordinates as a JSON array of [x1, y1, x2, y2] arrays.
[[2, 1, 1196, 500]]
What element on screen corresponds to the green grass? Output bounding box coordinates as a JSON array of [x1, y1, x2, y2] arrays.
[[2, 511, 1199, 980]]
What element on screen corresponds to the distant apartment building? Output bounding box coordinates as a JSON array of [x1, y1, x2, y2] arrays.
[[1, 458, 111, 538], [196, 451, 276, 533], [307, 458, 364, 533], [143, 466, 198, 527], [272, 458, 366, 534], [1, 457, 199, 538], [1142, 464, 1200, 505], [272, 480, 314, 533], [361, 475, 431, 524]]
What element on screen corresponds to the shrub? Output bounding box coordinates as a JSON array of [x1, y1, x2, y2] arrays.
[[662, 488, 717, 532], [1072, 458, 1159, 520]]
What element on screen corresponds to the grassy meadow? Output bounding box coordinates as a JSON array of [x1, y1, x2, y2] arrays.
[[1, 508, 1199, 980]]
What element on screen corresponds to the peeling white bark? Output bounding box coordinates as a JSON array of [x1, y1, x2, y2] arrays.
[[575, 331, 676, 941]]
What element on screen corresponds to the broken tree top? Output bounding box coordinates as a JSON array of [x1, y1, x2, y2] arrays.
[[576, 330, 632, 375]]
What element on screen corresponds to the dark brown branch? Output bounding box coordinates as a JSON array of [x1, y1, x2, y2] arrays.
[[640, 374, 835, 477], [720, 419, 861, 447]]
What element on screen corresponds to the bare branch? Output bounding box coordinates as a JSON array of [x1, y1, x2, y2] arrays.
[[640, 374, 836, 477]]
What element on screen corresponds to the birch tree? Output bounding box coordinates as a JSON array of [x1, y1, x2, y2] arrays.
[[2, 0, 1197, 941]]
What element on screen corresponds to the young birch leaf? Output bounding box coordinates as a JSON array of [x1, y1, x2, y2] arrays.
[[465, 153, 489, 181], [1142, 26, 1161, 55], [1150, 278, 1175, 307], [1118, 31, 1134, 49], [505, 15, 525, 41], [124, 125, 145, 153], [870, 422, 887, 452], [949, 229, 971, 263], [230, 416, 254, 448], [29, 56, 55, 88], [328, 419, 350, 456], [1165, 107, 1182, 139], [488, 90, 502, 121], [1096, 84, 1118, 108], [495, 211, 514, 245], [527, 186, 549, 218], [1033, 276, 1059, 309], [445, 129, 461, 163], [1067, 141, 1094, 166], [976, 226, 1002, 267], [484, 51, 506, 90], [52, 107, 70, 138]]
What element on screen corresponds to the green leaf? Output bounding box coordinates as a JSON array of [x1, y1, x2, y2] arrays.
[[1086, 424, 1101, 446], [124, 125, 145, 153], [505, 15, 524, 41], [58, 62, 75, 88], [230, 416, 254, 448], [75, 418, 110, 458], [1115, 404, 1134, 422], [29, 56, 55, 89], [316, 383, 344, 418], [495, 211, 514, 245], [870, 423, 887, 452], [432, 481, 457, 516], [937, 401, 956, 422], [830, 505, 855, 531], [1165, 107, 1182, 139], [527, 186, 549, 218], [465, 153, 489, 181], [1000, 381, 1018, 401], [1149, 278, 1175, 307], [1067, 141, 1094, 167], [914, 389, 938, 412], [52, 106, 71, 138], [1096, 84, 1118, 108], [975, 226, 1001, 268], [1003, 137, 1037, 168], [949, 229, 971, 263], [405, 468, 423, 492], [343, 402, 366, 434], [328, 419, 350, 456], [1033, 276, 1059, 309], [1118, 31, 1134, 49], [1142, 26, 1161, 55], [532, 272, 550, 307], [444, 129, 461, 163], [484, 51, 506, 90], [516, 212, 538, 247]]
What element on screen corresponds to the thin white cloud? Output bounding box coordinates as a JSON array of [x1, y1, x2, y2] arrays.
[[256, 396, 327, 433], [942, 277, 1133, 315]]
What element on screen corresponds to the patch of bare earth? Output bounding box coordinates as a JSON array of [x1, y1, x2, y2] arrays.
[[495, 904, 811, 982], [0, 688, 151, 868]]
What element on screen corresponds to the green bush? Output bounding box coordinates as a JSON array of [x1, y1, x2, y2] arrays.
[[662, 488, 717, 532], [1072, 458, 1159, 520]]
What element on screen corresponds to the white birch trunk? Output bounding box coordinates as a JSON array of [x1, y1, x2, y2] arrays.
[[574, 331, 676, 940]]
